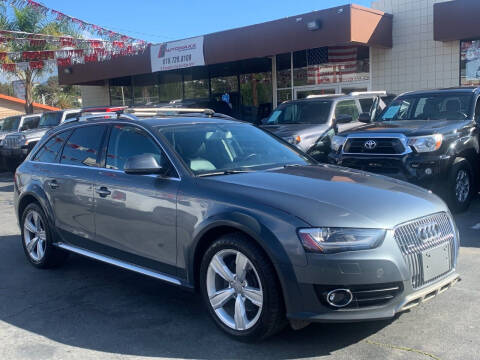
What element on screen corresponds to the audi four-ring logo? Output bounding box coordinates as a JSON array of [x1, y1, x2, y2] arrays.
[[416, 222, 441, 241], [364, 140, 377, 150]]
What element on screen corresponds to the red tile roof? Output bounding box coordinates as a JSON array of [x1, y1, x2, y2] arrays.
[[0, 93, 60, 111]]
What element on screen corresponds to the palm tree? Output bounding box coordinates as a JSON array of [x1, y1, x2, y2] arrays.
[[1, 6, 75, 113]]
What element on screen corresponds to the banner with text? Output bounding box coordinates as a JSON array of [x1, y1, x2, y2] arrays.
[[151, 37, 204, 72]]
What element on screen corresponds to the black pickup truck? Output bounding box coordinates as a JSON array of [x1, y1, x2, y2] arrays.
[[329, 87, 480, 212]]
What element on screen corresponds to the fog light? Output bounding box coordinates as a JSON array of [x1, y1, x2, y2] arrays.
[[326, 289, 353, 308], [425, 168, 432, 175]]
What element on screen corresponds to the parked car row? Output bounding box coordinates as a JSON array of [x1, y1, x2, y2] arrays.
[[262, 87, 480, 213]]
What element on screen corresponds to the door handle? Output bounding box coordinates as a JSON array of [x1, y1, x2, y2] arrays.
[[47, 180, 59, 189], [95, 187, 111, 197]]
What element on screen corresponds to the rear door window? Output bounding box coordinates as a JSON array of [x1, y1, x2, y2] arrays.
[[60, 125, 106, 167], [33, 130, 72, 163]]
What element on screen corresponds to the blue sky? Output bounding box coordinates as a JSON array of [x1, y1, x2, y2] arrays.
[[43, 0, 371, 43]]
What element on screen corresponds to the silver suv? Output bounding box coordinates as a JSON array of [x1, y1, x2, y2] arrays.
[[14, 114, 460, 341], [1, 109, 81, 171], [262, 92, 395, 162], [0, 114, 41, 170]]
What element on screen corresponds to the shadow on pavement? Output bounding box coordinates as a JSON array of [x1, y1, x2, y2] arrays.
[[0, 234, 391, 359], [454, 194, 480, 249]]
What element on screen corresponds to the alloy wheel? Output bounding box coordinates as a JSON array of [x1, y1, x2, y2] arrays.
[[455, 169, 470, 203], [23, 210, 47, 262], [206, 249, 263, 331]]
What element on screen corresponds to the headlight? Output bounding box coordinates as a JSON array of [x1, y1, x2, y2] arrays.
[[408, 134, 442, 152], [331, 135, 346, 152], [298, 228, 385, 253], [285, 135, 301, 145]]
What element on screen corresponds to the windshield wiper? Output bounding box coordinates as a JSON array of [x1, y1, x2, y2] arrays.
[[197, 169, 254, 177]]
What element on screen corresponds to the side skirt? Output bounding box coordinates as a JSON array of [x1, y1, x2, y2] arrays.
[[55, 242, 190, 288]]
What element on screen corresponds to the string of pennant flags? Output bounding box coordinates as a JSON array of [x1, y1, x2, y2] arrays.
[[1, 0, 147, 44], [0, 0, 150, 72]]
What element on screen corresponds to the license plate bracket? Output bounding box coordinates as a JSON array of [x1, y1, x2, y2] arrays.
[[422, 243, 450, 282]]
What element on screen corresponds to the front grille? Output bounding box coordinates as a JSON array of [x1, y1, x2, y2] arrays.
[[394, 212, 456, 289], [3, 136, 22, 149], [315, 282, 403, 309], [343, 138, 406, 155]]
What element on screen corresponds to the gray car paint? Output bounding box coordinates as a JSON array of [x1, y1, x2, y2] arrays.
[[14, 117, 459, 322]]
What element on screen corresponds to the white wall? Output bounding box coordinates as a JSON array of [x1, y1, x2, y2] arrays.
[[371, 0, 460, 95], [80, 82, 110, 107]]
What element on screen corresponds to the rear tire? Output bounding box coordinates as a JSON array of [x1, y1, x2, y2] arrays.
[[20, 203, 68, 268], [445, 159, 474, 213], [200, 233, 286, 341]]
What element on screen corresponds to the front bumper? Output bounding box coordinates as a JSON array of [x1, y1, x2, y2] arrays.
[[284, 227, 459, 322], [328, 152, 451, 189], [0, 147, 29, 163]]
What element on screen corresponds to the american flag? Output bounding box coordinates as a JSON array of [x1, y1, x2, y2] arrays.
[[307, 46, 358, 84]]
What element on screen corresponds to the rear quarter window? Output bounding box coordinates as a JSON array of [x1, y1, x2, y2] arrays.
[[33, 130, 72, 163]]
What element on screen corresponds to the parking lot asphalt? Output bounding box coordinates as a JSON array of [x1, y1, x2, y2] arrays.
[[0, 172, 479, 360]]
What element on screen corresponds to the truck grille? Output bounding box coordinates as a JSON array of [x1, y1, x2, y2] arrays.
[[3, 135, 22, 149], [394, 213, 456, 289], [343, 138, 406, 155]]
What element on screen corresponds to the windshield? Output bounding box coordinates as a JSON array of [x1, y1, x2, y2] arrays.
[[378, 94, 473, 121], [39, 112, 62, 127], [158, 123, 312, 175], [0, 116, 21, 131], [266, 101, 332, 125]]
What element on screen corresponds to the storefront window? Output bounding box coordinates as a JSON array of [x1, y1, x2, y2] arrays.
[[277, 89, 292, 105], [109, 77, 132, 106], [276, 53, 291, 89], [240, 72, 272, 123], [158, 71, 183, 102], [211, 75, 238, 94], [292, 46, 369, 87], [184, 68, 209, 99], [293, 50, 308, 86], [461, 40, 480, 86], [133, 74, 159, 105]]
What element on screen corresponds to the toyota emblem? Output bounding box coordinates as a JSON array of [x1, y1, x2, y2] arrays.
[[364, 140, 377, 150]]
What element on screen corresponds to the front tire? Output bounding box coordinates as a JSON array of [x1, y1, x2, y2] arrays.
[[21, 203, 68, 268], [200, 233, 285, 341], [446, 159, 474, 213]]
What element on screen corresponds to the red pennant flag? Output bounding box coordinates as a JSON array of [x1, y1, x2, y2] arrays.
[[2, 63, 16, 72], [57, 58, 72, 67], [29, 60, 44, 70]]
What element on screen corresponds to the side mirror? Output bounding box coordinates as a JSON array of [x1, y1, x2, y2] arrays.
[[358, 112, 371, 123], [124, 153, 165, 175], [336, 114, 353, 124]]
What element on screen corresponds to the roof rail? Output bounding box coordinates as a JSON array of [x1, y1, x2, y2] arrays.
[[125, 107, 216, 117], [349, 91, 387, 96], [73, 112, 137, 122], [306, 94, 344, 99]]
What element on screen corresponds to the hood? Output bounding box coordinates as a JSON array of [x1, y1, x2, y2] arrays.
[[206, 165, 447, 229], [261, 123, 330, 139], [0, 130, 14, 140], [339, 120, 471, 137], [18, 127, 50, 140]]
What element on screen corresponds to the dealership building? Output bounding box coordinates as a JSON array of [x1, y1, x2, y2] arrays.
[[58, 0, 480, 122]]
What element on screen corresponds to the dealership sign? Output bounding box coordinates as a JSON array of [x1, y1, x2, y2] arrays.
[[151, 36, 205, 72]]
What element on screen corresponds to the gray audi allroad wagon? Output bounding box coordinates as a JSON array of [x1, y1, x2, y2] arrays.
[[13, 115, 460, 341]]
